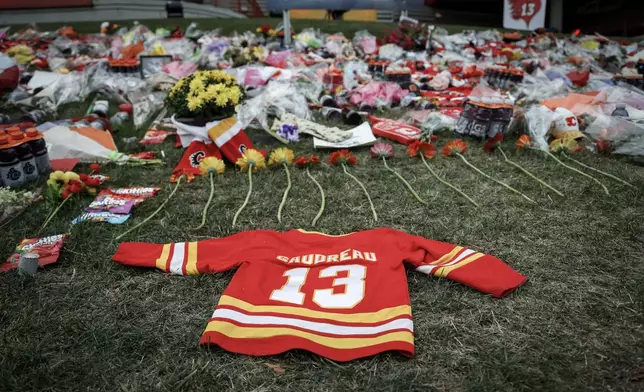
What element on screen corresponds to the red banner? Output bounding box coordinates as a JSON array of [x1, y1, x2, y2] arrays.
[[0, 0, 93, 10]]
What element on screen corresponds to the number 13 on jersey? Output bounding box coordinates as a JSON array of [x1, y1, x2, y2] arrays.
[[270, 265, 366, 309]]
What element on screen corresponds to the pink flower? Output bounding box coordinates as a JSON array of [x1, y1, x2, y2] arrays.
[[370, 143, 394, 159]]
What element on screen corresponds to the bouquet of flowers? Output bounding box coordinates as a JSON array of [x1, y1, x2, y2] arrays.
[[383, 19, 427, 51], [256, 24, 276, 40], [165, 70, 245, 120]]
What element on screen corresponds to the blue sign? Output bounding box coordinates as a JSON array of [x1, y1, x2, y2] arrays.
[[267, 0, 426, 10]]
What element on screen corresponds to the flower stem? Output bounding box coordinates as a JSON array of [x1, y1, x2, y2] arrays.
[[420, 154, 479, 207], [191, 171, 215, 231], [232, 165, 254, 227], [531, 148, 610, 196], [382, 157, 428, 206], [277, 163, 292, 224], [342, 163, 378, 221], [562, 153, 635, 189], [456, 153, 536, 204], [306, 168, 326, 226], [39, 196, 71, 233], [498, 147, 564, 197], [116, 176, 184, 241]]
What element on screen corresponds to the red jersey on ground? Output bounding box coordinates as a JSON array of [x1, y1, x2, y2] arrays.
[[112, 228, 527, 362]]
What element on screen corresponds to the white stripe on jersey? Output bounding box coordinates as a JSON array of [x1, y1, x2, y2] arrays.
[[214, 122, 242, 147], [211, 308, 413, 336], [415, 248, 476, 275], [169, 242, 186, 275]]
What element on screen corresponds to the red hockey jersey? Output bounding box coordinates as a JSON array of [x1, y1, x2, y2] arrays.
[[113, 228, 527, 362]]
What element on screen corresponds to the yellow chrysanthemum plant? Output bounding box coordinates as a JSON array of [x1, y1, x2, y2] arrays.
[[166, 70, 245, 121], [268, 148, 295, 224], [191, 157, 226, 231], [232, 149, 266, 227]]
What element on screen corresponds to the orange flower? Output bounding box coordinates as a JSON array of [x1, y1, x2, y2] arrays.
[[441, 139, 468, 157], [329, 150, 358, 166], [407, 141, 435, 159], [515, 134, 532, 150], [309, 155, 321, 164], [483, 133, 504, 153]]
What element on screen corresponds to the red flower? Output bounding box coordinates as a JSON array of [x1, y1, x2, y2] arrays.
[[515, 134, 532, 150], [90, 163, 101, 173], [407, 141, 435, 159], [483, 133, 504, 153], [309, 155, 321, 164], [441, 139, 468, 157], [84, 178, 101, 188], [61, 190, 71, 199], [430, 135, 438, 142], [294, 156, 308, 168], [79, 173, 89, 181], [68, 180, 84, 194], [329, 150, 358, 166]]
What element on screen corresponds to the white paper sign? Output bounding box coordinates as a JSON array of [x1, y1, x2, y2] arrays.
[[313, 122, 376, 149], [503, 0, 547, 31]]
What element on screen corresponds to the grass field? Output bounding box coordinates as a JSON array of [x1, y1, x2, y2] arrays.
[[2, 19, 644, 392]]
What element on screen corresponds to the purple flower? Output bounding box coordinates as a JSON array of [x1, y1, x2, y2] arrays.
[[277, 123, 299, 142]]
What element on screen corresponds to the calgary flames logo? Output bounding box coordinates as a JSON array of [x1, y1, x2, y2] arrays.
[[508, 0, 542, 27], [189, 151, 206, 167]]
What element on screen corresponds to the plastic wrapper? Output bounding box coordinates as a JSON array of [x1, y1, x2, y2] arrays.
[[524, 105, 554, 151], [89, 64, 150, 103], [352, 30, 377, 56], [236, 81, 310, 131], [400, 110, 456, 136], [127, 91, 167, 130], [294, 28, 324, 51], [159, 38, 197, 61], [343, 60, 370, 91], [161, 61, 197, 78], [349, 82, 406, 108], [517, 74, 569, 105], [378, 44, 404, 62], [584, 113, 644, 155]]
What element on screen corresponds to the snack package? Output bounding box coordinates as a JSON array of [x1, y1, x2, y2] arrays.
[[369, 116, 422, 144], [72, 212, 130, 225], [86, 192, 137, 214], [107, 187, 160, 201], [1, 234, 68, 272], [139, 129, 173, 145]]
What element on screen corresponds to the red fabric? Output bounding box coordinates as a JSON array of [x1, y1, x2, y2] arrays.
[[170, 141, 222, 182], [113, 228, 527, 362]]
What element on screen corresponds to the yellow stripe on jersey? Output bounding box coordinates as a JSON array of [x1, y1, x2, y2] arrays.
[[155, 244, 171, 271], [185, 242, 199, 275], [435, 253, 484, 278], [205, 320, 414, 349], [207, 117, 237, 140], [218, 295, 411, 324], [296, 229, 356, 237], [429, 246, 463, 265]]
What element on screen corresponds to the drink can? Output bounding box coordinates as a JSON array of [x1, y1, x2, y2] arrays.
[[320, 95, 338, 108], [110, 112, 130, 126], [73, 119, 92, 128], [321, 107, 342, 122], [344, 110, 362, 126], [20, 110, 46, 124], [89, 118, 108, 131], [19, 252, 39, 277], [91, 100, 109, 118]]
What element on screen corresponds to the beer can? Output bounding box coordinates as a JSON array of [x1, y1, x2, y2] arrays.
[[321, 107, 342, 122], [344, 110, 362, 126], [19, 252, 39, 277], [320, 95, 338, 108], [89, 118, 108, 131], [20, 110, 46, 124]]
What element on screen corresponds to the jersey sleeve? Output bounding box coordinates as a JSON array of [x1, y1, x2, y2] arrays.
[[391, 229, 527, 298], [112, 230, 278, 276]]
